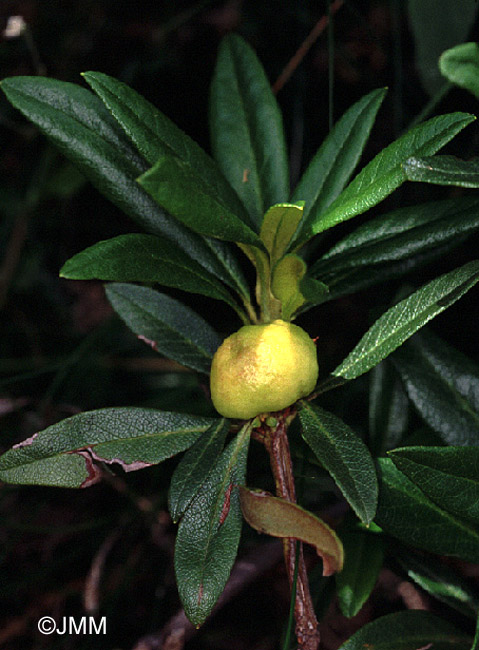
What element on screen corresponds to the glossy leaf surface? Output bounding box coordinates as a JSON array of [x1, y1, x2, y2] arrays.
[[138, 154, 265, 249], [175, 422, 251, 626], [307, 112, 474, 237], [313, 196, 479, 279], [210, 34, 289, 227], [392, 330, 479, 445], [239, 487, 343, 576], [338, 609, 470, 649], [389, 446, 479, 523], [299, 402, 378, 524], [0, 76, 236, 281], [83, 70, 249, 223], [60, 234, 238, 308], [333, 260, 479, 380], [375, 458, 479, 563], [404, 155, 479, 187], [292, 88, 386, 245], [105, 283, 221, 374], [0, 409, 215, 487]]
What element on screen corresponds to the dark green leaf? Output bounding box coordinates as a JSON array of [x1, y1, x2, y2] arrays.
[[168, 419, 229, 523], [440, 42, 479, 99], [333, 260, 479, 380], [0, 409, 216, 487], [404, 155, 479, 187], [1, 76, 251, 300], [298, 274, 329, 305], [335, 530, 384, 618], [408, 0, 479, 96], [0, 76, 237, 281], [369, 361, 409, 456], [311, 244, 460, 303], [138, 154, 265, 249], [392, 330, 479, 445], [392, 546, 479, 619], [312, 196, 479, 281], [60, 234, 240, 311], [338, 609, 470, 650], [389, 446, 479, 523], [175, 421, 251, 626], [292, 88, 386, 245], [375, 458, 479, 563], [305, 112, 474, 238], [83, 71, 254, 300], [105, 283, 221, 374], [239, 487, 343, 576], [299, 402, 378, 524], [82, 70, 250, 225], [209, 34, 289, 227]]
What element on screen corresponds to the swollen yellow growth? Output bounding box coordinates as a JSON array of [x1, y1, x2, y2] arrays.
[[210, 319, 318, 419]]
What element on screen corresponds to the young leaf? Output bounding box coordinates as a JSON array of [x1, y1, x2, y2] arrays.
[[369, 360, 409, 456], [168, 419, 230, 523], [138, 154, 265, 250], [0, 409, 216, 487], [440, 42, 479, 99], [271, 254, 307, 320], [333, 260, 479, 380], [389, 446, 479, 524], [335, 530, 384, 618], [375, 458, 479, 563], [404, 155, 479, 187], [239, 487, 343, 576], [82, 70, 250, 225], [392, 546, 479, 619], [105, 283, 221, 375], [338, 609, 470, 650], [60, 234, 239, 310], [303, 112, 475, 240], [260, 203, 304, 264], [209, 34, 289, 227], [299, 402, 378, 525], [174, 421, 252, 626], [292, 88, 387, 245], [392, 330, 479, 445]]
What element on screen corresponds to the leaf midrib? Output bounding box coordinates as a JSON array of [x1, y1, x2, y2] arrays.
[[303, 405, 373, 519]]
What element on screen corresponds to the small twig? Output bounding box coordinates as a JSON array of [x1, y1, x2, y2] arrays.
[[262, 412, 320, 650], [84, 529, 121, 614], [272, 0, 344, 95]]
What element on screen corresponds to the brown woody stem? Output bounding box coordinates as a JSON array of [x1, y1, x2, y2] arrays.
[[261, 412, 320, 650]]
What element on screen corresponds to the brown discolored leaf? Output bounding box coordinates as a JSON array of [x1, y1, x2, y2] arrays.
[[239, 486, 344, 576]]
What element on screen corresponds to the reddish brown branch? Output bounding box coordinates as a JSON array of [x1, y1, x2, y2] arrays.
[[263, 414, 320, 650], [272, 0, 344, 95]]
